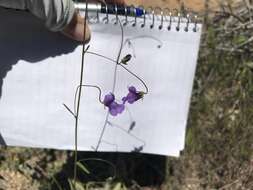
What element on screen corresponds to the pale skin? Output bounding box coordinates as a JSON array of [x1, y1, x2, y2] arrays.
[[62, 0, 125, 42]]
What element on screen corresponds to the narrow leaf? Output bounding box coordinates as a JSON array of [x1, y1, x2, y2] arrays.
[[77, 161, 90, 174], [51, 176, 63, 190], [113, 182, 123, 190], [68, 179, 74, 190]]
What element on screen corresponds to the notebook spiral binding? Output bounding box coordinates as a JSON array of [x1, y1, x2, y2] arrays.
[[86, 4, 200, 32]]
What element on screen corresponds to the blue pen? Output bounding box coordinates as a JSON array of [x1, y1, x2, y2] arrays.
[[74, 3, 144, 17]]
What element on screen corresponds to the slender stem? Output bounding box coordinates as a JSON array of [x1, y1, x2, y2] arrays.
[[63, 104, 76, 118], [86, 50, 149, 94], [73, 2, 88, 189], [95, 20, 124, 151], [74, 84, 104, 115], [119, 64, 149, 94], [94, 112, 110, 151], [86, 51, 116, 63], [113, 20, 124, 91]]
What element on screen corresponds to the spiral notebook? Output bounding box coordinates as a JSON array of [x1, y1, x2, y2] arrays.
[[0, 6, 202, 156]]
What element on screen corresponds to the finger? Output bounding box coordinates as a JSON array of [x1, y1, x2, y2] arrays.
[[62, 12, 91, 42]]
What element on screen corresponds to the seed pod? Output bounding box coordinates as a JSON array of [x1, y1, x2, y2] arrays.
[[120, 54, 132, 65]]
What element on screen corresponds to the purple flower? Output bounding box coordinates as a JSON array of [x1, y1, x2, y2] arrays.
[[122, 86, 145, 104], [103, 93, 125, 116]]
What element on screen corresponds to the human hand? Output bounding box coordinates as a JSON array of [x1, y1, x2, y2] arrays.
[[62, 0, 125, 42]]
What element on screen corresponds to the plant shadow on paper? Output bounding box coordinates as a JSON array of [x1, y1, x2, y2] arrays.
[[0, 9, 78, 146], [52, 152, 166, 188]]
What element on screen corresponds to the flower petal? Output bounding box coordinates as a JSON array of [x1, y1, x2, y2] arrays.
[[127, 93, 137, 104], [103, 93, 115, 106], [108, 102, 125, 116], [116, 103, 125, 114], [109, 108, 118, 116], [128, 86, 137, 93]]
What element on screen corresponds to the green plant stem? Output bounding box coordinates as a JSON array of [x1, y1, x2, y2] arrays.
[[94, 21, 124, 151], [86, 51, 116, 64], [74, 85, 104, 115], [119, 64, 149, 94], [86, 51, 149, 94], [73, 2, 88, 189]]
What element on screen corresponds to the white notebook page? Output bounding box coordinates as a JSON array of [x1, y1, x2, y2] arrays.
[[0, 8, 202, 156]]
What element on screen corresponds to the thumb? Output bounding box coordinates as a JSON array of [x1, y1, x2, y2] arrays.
[[62, 11, 91, 42]]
